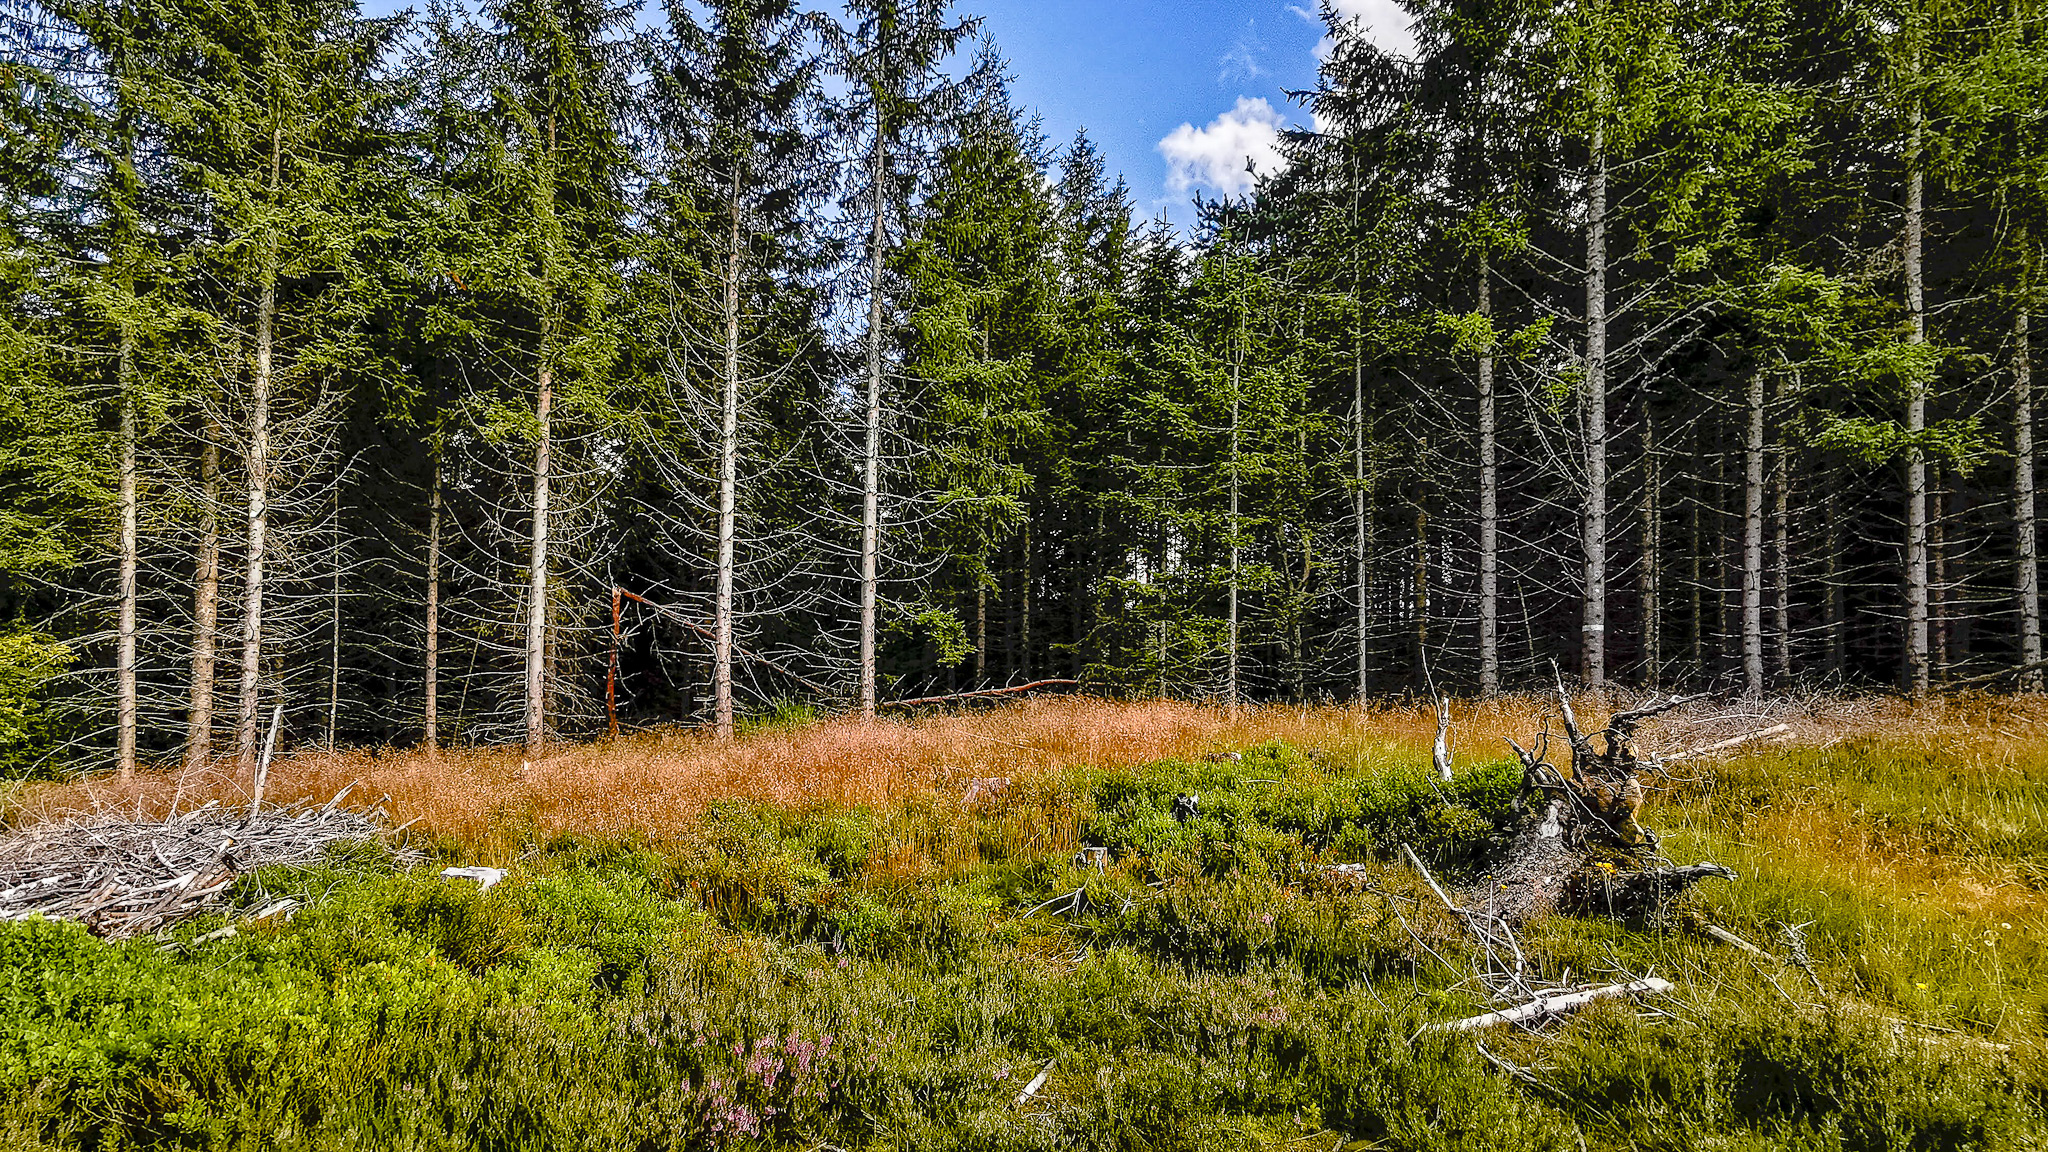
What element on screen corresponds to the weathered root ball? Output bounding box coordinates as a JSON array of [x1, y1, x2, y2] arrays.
[[1471, 675, 1738, 927], [1558, 861, 1739, 925]]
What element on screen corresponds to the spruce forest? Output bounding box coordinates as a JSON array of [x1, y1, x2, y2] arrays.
[[4, 5, 2048, 1146], [7, 0, 2048, 771]]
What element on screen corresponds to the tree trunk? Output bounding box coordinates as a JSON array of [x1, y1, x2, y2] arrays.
[[1227, 355, 1241, 714], [714, 182, 743, 740], [1020, 516, 1032, 681], [525, 339, 552, 758], [1827, 508, 1846, 677], [236, 124, 284, 772], [186, 415, 220, 769], [1414, 439, 1429, 682], [117, 347, 138, 781], [424, 458, 440, 754], [1477, 260, 1499, 696], [1355, 327, 1370, 700], [1742, 368, 1765, 698], [1689, 450, 1704, 676], [1904, 79, 1931, 695], [1932, 471, 1948, 679], [327, 505, 341, 752], [2018, 283, 2042, 689], [858, 122, 886, 722], [975, 580, 986, 687], [1773, 372, 1794, 684], [236, 261, 276, 770], [1583, 121, 1609, 689], [1640, 394, 1660, 686]]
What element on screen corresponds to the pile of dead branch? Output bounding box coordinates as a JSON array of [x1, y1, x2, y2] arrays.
[[0, 785, 416, 939]]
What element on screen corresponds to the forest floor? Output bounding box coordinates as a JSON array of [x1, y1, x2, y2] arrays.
[[2, 693, 2044, 1149]]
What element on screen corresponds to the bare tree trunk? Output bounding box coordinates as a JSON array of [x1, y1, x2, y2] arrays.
[[236, 261, 277, 770], [1227, 356, 1241, 715], [1640, 395, 1660, 686], [1904, 78, 1931, 695], [186, 416, 220, 769], [424, 458, 440, 754], [1827, 508, 1846, 678], [975, 580, 986, 686], [714, 186, 743, 740], [1354, 328, 1369, 701], [1583, 121, 1609, 689], [327, 506, 341, 752], [1020, 516, 1032, 681], [1690, 454, 1705, 676], [1742, 368, 1765, 697], [1773, 373, 1794, 684], [2019, 280, 2043, 690], [858, 126, 885, 721], [1477, 260, 1498, 696], [117, 344, 138, 781], [1414, 437, 1429, 681], [1932, 472, 1948, 679], [236, 124, 285, 772], [525, 108, 559, 758], [525, 337, 552, 759]]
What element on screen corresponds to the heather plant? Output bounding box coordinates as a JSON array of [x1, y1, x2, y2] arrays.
[[0, 717, 2042, 1149]]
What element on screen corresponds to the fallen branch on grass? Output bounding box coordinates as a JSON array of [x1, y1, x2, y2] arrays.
[[1700, 922, 1773, 960], [882, 679, 1079, 710], [1662, 724, 1792, 762], [0, 785, 417, 939], [1427, 978, 1675, 1033], [1012, 1057, 1056, 1107]]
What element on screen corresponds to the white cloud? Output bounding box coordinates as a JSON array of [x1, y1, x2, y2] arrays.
[[1158, 96, 1289, 199], [1218, 20, 1265, 84], [1323, 0, 1417, 60]]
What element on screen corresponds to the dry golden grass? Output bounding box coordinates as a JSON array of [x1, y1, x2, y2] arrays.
[[9, 690, 2045, 863]]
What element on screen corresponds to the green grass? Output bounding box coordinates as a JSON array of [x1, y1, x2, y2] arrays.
[[2, 739, 2041, 1150]]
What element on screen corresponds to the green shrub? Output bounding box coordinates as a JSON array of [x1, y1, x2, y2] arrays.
[[0, 625, 70, 778]]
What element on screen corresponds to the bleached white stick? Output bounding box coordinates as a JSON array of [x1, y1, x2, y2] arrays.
[[1428, 977, 1675, 1032], [1012, 1057, 1055, 1107]]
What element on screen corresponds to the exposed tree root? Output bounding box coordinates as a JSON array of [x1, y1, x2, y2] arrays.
[[1473, 668, 1738, 927]]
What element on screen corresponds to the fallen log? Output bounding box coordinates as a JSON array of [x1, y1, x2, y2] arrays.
[[1427, 978, 1675, 1033], [1663, 723, 1791, 762], [882, 679, 1079, 710]]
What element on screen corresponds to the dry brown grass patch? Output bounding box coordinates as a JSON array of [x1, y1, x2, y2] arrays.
[[11, 691, 2048, 860]]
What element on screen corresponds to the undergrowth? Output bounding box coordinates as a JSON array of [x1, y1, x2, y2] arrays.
[[1, 733, 2042, 1150]]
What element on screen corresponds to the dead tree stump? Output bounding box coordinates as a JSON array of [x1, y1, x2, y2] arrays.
[[1472, 673, 1737, 927]]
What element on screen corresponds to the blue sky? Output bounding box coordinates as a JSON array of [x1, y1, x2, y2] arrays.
[[957, 1, 1415, 224], [966, 0, 1325, 224], [363, 0, 1415, 226]]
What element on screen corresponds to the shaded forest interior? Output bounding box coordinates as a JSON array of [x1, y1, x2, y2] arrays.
[[5, 0, 2047, 773]]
